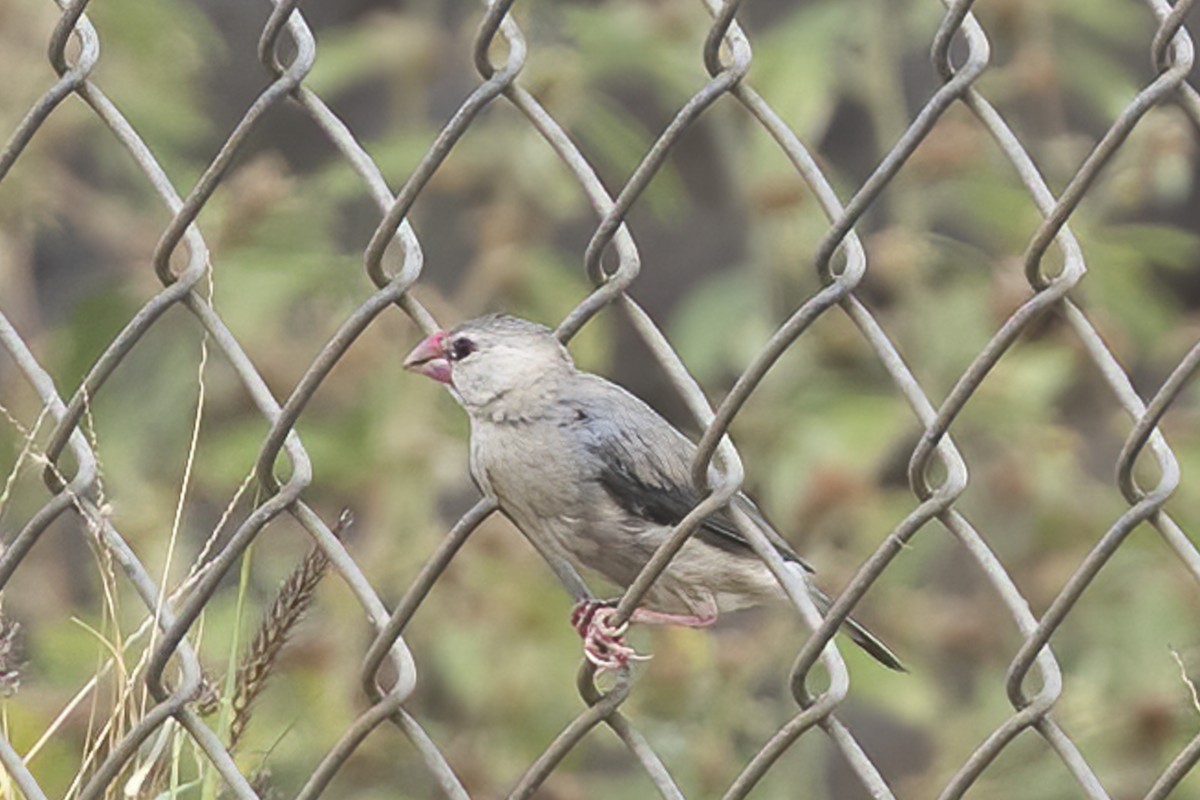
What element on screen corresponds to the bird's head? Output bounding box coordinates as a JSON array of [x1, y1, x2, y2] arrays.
[[403, 314, 575, 411]]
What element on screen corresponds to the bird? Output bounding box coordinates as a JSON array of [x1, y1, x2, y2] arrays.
[[403, 313, 903, 672]]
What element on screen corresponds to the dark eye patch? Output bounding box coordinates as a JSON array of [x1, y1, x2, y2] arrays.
[[449, 337, 476, 361]]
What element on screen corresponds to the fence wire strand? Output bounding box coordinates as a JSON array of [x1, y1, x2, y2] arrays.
[[3, 0, 1200, 797]]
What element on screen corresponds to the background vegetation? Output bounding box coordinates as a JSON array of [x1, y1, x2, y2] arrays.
[[3, 0, 1200, 797]]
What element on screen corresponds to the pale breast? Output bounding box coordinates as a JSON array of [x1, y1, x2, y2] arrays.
[[469, 417, 585, 524]]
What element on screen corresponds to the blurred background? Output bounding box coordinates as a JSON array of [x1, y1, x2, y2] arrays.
[[3, 0, 1200, 797]]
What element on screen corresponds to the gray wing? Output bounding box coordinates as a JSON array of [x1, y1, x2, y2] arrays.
[[570, 375, 814, 573]]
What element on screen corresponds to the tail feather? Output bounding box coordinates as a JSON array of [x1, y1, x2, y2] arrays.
[[843, 617, 906, 672], [806, 581, 906, 672]]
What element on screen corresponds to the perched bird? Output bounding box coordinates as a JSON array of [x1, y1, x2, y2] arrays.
[[404, 314, 903, 672]]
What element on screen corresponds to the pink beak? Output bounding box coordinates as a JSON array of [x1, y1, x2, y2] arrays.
[[403, 331, 453, 384]]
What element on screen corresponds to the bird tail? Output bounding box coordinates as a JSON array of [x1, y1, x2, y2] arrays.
[[805, 580, 906, 673]]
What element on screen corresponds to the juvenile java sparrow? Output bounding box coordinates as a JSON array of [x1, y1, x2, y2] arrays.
[[404, 314, 903, 672]]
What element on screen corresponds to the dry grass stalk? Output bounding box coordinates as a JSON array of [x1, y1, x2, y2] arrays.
[[228, 511, 351, 749], [0, 612, 21, 697]]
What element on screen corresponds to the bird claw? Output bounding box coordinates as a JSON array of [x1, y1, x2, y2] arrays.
[[570, 599, 651, 672]]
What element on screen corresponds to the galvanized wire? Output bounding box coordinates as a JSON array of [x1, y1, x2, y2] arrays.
[[3, 0, 1200, 797]]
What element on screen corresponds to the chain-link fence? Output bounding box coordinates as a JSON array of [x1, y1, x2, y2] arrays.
[[3, 0, 1200, 797]]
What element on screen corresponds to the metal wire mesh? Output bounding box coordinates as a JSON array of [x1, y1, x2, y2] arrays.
[[3, 0, 1200, 797]]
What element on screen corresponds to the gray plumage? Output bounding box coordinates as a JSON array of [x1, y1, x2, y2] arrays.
[[407, 314, 903, 671]]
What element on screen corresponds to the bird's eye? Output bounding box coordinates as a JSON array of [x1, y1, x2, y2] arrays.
[[449, 337, 476, 361]]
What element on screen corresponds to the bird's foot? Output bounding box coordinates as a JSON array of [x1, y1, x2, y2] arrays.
[[570, 599, 652, 672]]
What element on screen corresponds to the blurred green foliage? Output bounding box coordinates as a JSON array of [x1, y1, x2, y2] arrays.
[[3, 0, 1200, 797]]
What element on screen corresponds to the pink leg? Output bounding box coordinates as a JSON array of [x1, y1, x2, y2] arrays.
[[570, 599, 719, 671], [630, 608, 718, 627], [570, 600, 651, 672]]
